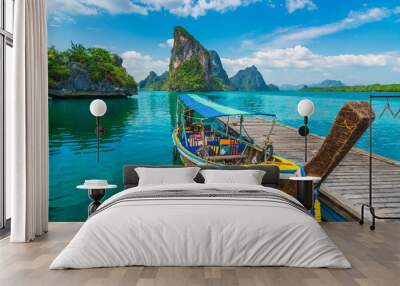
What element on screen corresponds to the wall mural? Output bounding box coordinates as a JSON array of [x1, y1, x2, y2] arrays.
[[47, 0, 400, 221]]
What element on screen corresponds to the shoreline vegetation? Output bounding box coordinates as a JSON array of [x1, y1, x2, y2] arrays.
[[302, 84, 400, 92]]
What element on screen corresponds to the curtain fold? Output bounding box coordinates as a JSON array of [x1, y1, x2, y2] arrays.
[[8, 0, 48, 242]]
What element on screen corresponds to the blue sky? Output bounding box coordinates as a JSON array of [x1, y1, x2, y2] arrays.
[[47, 0, 400, 85]]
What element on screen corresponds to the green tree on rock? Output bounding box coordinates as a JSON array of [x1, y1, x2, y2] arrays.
[[48, 43, 137, 89], [168, 58, 208, 91]]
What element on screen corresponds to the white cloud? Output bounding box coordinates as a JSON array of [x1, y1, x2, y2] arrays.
[[238, 7, 394, 49], [162, 0, 260, 18], [394, 6, 400, 14], [47, 0, 99, 16], [270, 7, 391, 46], [47, 0, 98, 24], [166, 38, 175, 48], [47, 0, 150, 24], [266, 0, 276, 8], [286, 0, 316, 14], [89, 0, 149, 14], [47, 0, 261, 20], [46, 0, 151, 20], [120, 50, 169, 81], [221, 45, 400, 76], [159, 38, 174, 48], [222, 46, 400, 84], [48, 12, 76, 26]]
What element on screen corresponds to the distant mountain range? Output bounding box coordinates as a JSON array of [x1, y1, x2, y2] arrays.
[[140, 26, 279, 92], [138, 71, 169, 91], [280, 80, 345, 91]]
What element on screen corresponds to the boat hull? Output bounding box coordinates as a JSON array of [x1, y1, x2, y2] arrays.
[[172, 130, 298, 174]]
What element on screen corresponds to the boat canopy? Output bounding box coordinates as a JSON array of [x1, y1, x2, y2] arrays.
[[179, 94, 275, 118]]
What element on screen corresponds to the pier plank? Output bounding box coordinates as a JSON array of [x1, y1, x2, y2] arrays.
[[224, 117, 400, 220]]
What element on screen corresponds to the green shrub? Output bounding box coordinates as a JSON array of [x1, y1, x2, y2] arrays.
[[168, 58, 208, 91], [48, 43, 137, 89], [48, 47, 71, 88]]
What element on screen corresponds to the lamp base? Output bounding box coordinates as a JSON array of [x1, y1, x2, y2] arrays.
[[87, 189, 105, 216], [96, 126, 105, 136]]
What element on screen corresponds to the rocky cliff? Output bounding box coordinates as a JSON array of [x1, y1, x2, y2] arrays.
[[167, 27, 231, 91], [139, 71, 169, 91], [230, 66, 275, 91], [48, 44, 137, 98], [168, 26, 211, 91], [209, 50, 230, 87]]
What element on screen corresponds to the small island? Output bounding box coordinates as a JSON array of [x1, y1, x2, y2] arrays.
[[48, 43, 138, 98]]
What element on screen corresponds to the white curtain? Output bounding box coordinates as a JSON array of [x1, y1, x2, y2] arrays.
[[8, 0, 49, 242]]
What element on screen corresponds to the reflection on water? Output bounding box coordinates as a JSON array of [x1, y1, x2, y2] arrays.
[[49, 98, 139, 155], [49, 91, 400, 221]]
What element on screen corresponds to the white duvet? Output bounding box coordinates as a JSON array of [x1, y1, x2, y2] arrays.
[[50, 183, 351, 269]]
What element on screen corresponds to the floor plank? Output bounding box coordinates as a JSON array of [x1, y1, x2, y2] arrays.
[[1, 222, 400, 286]]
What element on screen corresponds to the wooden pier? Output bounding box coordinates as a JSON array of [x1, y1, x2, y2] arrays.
[[225, 117, 400, 221]]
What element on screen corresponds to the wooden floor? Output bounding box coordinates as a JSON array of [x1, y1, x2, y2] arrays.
[[225, 118, 400, 220], [1, 222, 400, 286]]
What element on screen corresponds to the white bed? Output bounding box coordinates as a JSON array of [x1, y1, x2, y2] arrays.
[[50, 183, 351, 269]]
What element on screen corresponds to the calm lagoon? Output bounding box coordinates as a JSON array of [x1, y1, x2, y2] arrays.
[[49, 91, 400, 221]]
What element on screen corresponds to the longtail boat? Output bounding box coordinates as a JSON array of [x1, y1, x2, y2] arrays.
[[172, 94, 299, 174]]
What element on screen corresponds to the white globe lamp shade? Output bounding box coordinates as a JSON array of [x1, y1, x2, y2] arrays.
[[90, 99, 107, 117], [297, 99, 315, 117]]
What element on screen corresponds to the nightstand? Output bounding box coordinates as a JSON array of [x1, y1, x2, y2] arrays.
[[289, 176, 321, 210], [77, 180, 117, 216]]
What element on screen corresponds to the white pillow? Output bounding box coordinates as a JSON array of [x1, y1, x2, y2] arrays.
[[135, 167, 200, 186], [200, 169, 265, 185]]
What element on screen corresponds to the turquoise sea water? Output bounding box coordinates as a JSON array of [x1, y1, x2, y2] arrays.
[[49, 91, 400, 221]]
